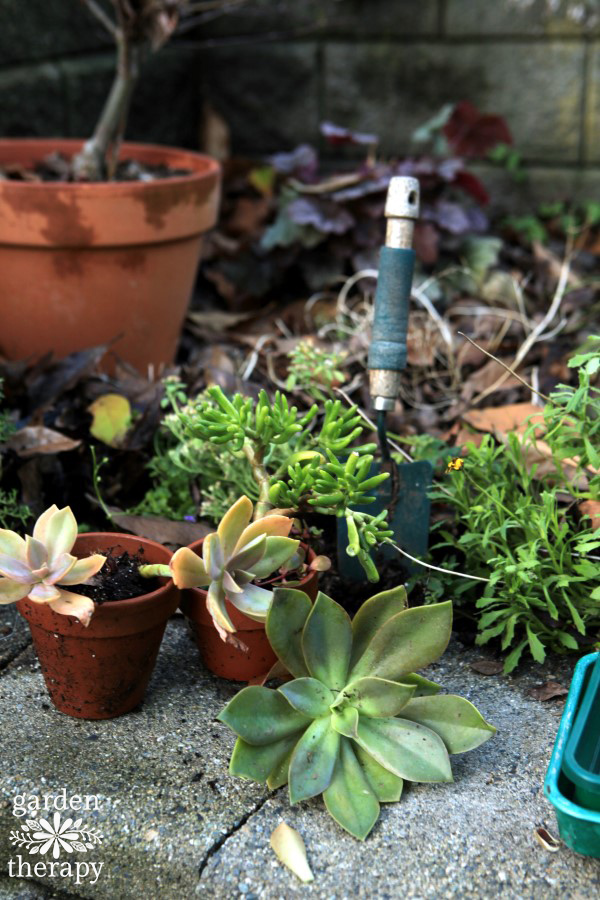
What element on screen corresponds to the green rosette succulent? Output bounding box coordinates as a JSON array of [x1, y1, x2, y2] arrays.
[[218, 588, 495, 840]]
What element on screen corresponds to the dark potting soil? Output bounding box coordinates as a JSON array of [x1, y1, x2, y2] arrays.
[[70, 549, 159, 604], [1, 153, 191, 184]]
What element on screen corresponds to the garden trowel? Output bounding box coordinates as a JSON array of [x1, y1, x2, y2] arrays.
[[338, 176, 433, 580]]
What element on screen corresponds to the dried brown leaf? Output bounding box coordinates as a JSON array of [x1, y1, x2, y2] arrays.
[[528, 681, 568, 702], [111, 513, 211, 548], [7, 426, 81, 458], [470, 659, 503, 676]]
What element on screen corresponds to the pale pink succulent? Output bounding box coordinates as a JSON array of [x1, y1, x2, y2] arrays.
[[0, 505, 106, 626], [170, 495, 299, 641]]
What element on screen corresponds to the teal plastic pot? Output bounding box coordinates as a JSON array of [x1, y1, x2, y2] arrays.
[[544, 652, 600, 857], [562, 653, 600, 811]]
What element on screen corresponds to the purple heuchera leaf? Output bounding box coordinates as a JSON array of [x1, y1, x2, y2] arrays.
[[320, 122, 378, 147], [268, 145, 318, 181], [287, 197, 355, 235]]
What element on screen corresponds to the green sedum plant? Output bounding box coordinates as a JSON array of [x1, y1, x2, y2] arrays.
[[218, 588, 495, 839], [285, 340, 347, 402], [165, 381, 392, 581]]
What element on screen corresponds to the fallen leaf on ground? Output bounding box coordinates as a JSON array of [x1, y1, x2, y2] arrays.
[[88, 394, 132, 447], [111, 513, 211, 547], [462, 403, 545, 438], [270, 823, 314, 883], [580, 500, 600, 530], [534, 826, 561, 852], [7, 426, 80, 457], [528, 681, 568, 702], [461, 358, 522, 403], [470, 660, 504, 675]]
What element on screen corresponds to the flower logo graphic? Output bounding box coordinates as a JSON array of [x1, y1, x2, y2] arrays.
[[9, 813, 102, 858]]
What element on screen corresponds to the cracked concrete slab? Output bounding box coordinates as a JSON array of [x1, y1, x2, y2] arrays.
[[0, 617, 598, 899], [0, 606, 31, 672]]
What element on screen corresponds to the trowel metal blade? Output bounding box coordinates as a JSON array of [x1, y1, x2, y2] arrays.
[[337, 459, 433, 582]]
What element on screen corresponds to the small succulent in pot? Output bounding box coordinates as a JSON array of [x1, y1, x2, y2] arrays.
[[217, 588, 495, 839], [0, 505, 106, 625], [140, 495, 300, 641]]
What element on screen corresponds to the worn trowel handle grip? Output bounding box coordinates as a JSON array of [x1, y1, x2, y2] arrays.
[[368, 246, 415, 372], [368, 176, 420, 409]]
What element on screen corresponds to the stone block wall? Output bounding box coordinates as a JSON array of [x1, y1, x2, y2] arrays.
[[0, 0, 598, 207]]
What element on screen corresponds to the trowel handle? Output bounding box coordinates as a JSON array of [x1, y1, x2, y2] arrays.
[[368, 246, 415, 372], [368, 176, 419, 409]]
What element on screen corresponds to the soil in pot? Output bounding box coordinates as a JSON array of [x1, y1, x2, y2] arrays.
[[69, 548, 159, 603], [180, 540, 320, 683], [16, 533, 178, 720]]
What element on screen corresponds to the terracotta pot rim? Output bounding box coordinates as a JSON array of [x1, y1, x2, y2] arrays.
[[70, 532, 174, 611], [0, 138, 220, 195]]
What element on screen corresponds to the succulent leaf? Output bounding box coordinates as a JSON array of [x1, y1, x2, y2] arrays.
[[204, 532, 225, 580], [337, 677, 416, 717], [399, 673, 443, 696], [0, 556, 34, 583], [0, 530, 27, 563], [230, 583, 273, 621], [250, 537, 300, 579], [227, 533, 267, 573], [57, 554, 112, 586], [46, 590, 95, 627], [349, 602, 453, 682], [269, 823, 314, 884], [31, 505, 59, 544], [350, 586, 408, 668], [302, 592, 352, 690], [323, 738, 380, 841], [29, 583, 61, 602], [354, 744, 404, 803], [217, 686, 310, 746], [399, 695, 497, 753], [356, 716, 453, 783], [44, 553, 77, 585], [331, 706, 359, 738], [43, 506, 78, 563], [230, 734, 298, 782], [266, 589, 312, 678], [25, 536, 48, 571], [278, 678, 334, 718], [267, 746, 295, 790], [289, 716, 340, 804], [169, 547, 210, 589], [234, 515, 293, 553], [206, 581, 234, 633], [217, 494, 253, 558], [0, 578, 30, 604]]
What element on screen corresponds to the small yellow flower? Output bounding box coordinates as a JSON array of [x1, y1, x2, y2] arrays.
[[445, 457, 465, 473]]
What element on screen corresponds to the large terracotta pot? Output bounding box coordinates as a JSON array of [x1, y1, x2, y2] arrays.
[[180, 539, 319, 682], [0, 139, 220, 374], [16, 533, 179, 720]]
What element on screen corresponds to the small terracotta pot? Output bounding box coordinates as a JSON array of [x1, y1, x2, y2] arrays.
[[16, 533, 179, 720], [0, 139, 220, 374], [180, 539, 319, 681]]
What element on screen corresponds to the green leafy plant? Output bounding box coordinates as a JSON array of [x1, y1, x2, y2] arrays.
[[535, 336, 600, 500], [167, 383, 393, 580], [431, 434, 600, 672], [218, 588, 495, 840], [285, 340, 347, 402], [139, 495, 300, 640]]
